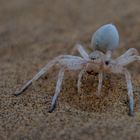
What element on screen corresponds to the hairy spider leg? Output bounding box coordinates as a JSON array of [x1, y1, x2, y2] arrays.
[[116, 48, 139, 63], [96, 72, 103, 96], [48, 57, 88, 112], [110, 64, 134, 116], [123, 69, 134, 116], [72, 44, 89, 60], [74, 44, 105, 96], [77, 69, 85, 93], [14, 55, 85, 96], [116, 55, 140, 66], [14, 58, 57, 96], [49, 68, 65, 113]]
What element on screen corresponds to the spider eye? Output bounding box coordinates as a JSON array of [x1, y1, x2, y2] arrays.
[[105, 61, 109, 65], [91, 57, 96, 60]]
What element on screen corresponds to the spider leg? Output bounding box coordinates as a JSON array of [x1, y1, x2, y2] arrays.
[[105, 50, 112, 62], [48, 68, 65, 113], [72, 44, 89, 60], [77, 70, 103, 96], [116, 55, 140, 66], [14, 59, 57, 96], [96, 72, 103, 96], [123, 69, 134, 116], [116, 48, 139, 63], [77, 69, 85, 93], [48, 57, 87, 112], [109, 65, 134, 116], [15, 55, 83, 96]]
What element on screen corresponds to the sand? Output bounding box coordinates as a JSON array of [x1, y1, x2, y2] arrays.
[[1, 0, 140, 139]]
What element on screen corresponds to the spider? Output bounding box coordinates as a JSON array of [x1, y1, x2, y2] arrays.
[[15, 24, 140, 116]]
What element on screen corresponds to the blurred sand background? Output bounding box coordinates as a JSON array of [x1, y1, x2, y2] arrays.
[[1, 0, 140, 139]]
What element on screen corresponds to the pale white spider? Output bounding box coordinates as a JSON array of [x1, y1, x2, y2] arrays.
[[15, 24, 140, 116]]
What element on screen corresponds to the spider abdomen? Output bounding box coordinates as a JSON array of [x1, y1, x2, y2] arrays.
[[91, 24, 119, 52]]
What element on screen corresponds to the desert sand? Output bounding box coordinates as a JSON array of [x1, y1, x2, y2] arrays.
[[1, 0, 140, 139]]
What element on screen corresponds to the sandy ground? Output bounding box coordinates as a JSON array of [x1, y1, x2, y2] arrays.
[[1, 0, 140, 139]]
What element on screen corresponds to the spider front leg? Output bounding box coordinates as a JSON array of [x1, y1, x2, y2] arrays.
[[96, 72, 103, 96], [105, 50, 112, 62], [116, 55, 140, 66], [77, 69, 103, 96], [77, 69, 85, 93], [48, 67, 65, 113], [116, 48, 139, 63]]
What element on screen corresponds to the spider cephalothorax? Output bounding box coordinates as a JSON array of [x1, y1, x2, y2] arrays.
[[15, 24, 140, 116]]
